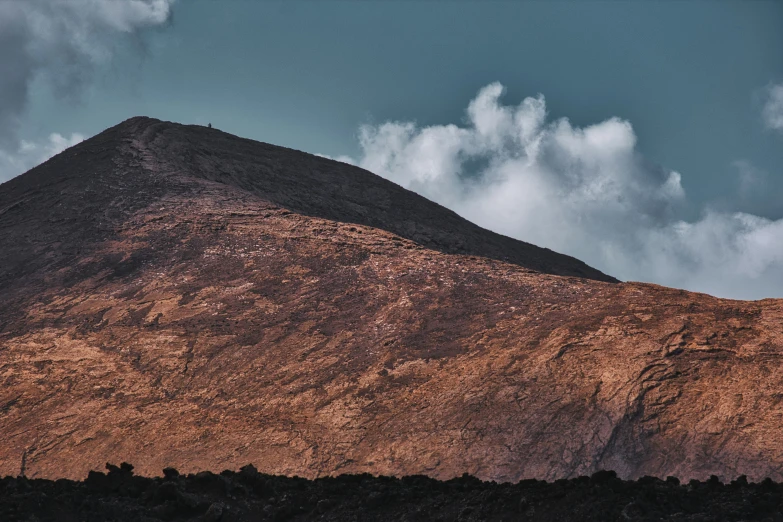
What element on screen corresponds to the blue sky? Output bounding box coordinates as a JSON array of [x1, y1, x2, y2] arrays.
[[2, 0, 783, 298]]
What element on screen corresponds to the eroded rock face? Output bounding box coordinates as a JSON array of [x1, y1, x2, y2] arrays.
[[0, 117, 781, 482]]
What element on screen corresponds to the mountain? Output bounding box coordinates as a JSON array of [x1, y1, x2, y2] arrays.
[[0, 117, 781, 482], [4, 465, 779, 521]]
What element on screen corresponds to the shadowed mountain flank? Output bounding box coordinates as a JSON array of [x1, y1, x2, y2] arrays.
[[0, 117, 782, 484], [0, 117, 615, 289], [112, 117, 618, 280]]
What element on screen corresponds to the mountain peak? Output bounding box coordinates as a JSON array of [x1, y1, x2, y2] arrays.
[[65, 116, 617, 282], [8, 118, 780, 484]]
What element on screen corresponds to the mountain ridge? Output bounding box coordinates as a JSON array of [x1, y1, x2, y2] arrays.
[[130, 116, 618, 281], [0, 117, 782, 483]]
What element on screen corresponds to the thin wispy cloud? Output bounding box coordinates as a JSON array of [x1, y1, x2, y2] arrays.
[[325, 83, 783, 300], [762, 83, 783, 131], [0, 132, 85, 184]]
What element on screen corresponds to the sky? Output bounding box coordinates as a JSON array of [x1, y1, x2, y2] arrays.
[[1, 0, 782, 299]]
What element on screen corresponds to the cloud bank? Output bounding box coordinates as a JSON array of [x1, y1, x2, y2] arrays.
[[327, 83, 783, 300], [0, 0, 174, 180]]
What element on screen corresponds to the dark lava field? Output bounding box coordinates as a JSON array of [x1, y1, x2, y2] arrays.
[[3, 463, 783, 522]]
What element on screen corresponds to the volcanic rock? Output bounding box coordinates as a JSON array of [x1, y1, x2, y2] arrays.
[[4, 464, 783, 522], [0, 117, 782, 483]]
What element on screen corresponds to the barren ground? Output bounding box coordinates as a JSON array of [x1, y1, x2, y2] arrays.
[[0, 118, 781, 484]]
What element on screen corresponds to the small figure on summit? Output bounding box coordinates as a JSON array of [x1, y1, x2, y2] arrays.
[[208, 123, 212, 129]]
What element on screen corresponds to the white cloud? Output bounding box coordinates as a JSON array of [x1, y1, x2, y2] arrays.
[[0, 132, 84, 182], [0, 0, 174, 137], [0, 0, 174, 180], [327, 82, 783, 299], [762, 83, 783, 131]]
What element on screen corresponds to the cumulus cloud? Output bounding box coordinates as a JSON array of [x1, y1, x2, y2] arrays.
[[0, 0, 174, 179], [762, 83, 783, 131], [326, 82, 783, 299]]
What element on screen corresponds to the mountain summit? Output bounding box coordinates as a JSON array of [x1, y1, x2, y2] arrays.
[[0, 116, 615, 285], [1, 117, 781, 482]]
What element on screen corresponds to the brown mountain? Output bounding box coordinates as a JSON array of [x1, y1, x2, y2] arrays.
[[0, 117, 781, 482]]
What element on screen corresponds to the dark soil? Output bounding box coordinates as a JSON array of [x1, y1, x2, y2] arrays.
[[3, 463, 782, 522], [3, 116, 783, 488]]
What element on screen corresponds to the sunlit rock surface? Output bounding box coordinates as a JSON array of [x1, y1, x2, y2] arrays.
[[0, 117, 781, 483]]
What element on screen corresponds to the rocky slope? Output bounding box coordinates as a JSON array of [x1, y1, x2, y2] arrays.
[[0, 117, 782, 483]]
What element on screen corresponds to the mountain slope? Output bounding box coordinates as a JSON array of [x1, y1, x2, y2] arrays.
[[0, 117, 615, 290], [0, 117, 782, 482]]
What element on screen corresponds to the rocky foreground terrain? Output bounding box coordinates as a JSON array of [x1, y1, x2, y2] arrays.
[[4, 463, 783, 522], [1, 117, 782, 487]]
